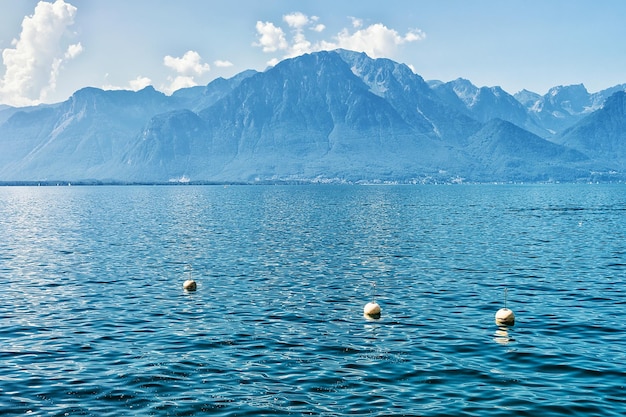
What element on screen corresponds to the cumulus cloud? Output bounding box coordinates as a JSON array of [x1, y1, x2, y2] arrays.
[[284, 12, 309, 29], [162, 50, 211, 94], [0, 0, 82, 106], [214, 60, 234, 68], [333, 23, 425, 58], [128, 76, 152, 91], [253, 13, 425, 66], [253, 21, 288, 52], [106, 50, 217, 96], [164, 76, 197, 93], [350, 17, 363, 29], [102, 75, 152, 92], [266, 57, 280, 67], [65, 42, 83, 59], [163, 50, 211, 76]]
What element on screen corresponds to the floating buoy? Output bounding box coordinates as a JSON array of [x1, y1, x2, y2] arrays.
[[183, 279, 196, 291], [495, 288, 515, 326], [183, 265, 196, 291], [364, 301, 381, 318], [363, 282, 381, 319], [495, 307, 515, 326]]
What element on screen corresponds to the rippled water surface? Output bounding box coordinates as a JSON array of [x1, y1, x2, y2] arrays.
[[1, 184, 625, 416]]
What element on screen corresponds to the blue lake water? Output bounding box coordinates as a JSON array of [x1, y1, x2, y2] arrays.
[[1, 184, 625, 416]]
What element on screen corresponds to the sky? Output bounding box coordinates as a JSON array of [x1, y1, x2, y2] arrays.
[[1, 0, 625, 107]]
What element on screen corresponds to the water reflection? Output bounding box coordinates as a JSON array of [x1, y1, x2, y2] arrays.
[[493, 326, 515, 345]]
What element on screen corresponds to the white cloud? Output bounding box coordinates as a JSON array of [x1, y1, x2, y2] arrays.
[[404, 31, 425, 43], [105, 50, 214, 96], [266, 57, 280, 67], [129, 76, 152, 91], [162, 50, 211, 94], [163, 50, 210, 76], [65, 42, 83, 59], [214, 60, 234, 68], [102, 75, 152, 92], [284, 12, 309, 29], [333, 24, 426, 58], [163, 75, 196, 94], [350, 17, 363, 29], [308, 15, 325, 32], [253, 13, 426, 63], [253, 21, 288, 52], [290, 32, 312, 57], [0, 0, 81, 106]]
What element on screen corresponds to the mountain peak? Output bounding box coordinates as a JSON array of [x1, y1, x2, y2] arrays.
[[603, 90, 626, 110], [548, 83, 588, 95], [0, 50, 624, 183]]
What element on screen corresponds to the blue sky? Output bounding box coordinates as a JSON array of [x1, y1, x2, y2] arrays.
[[1, 0, 625, 106]]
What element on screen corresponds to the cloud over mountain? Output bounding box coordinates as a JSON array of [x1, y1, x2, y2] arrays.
[[254, 13, 425, 66], [0, 0, 82, 106], [163, 50, 212, 93]]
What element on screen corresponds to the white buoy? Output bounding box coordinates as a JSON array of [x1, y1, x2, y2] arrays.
[[495, 307, 515, 326], [183, 265, 196, 291], [183, 279, 197, 291], [363, 281, 381, 319], [364, 301, 381, 318], [495, 288, 515, 326]]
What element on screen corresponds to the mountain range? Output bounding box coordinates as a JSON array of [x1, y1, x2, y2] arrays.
[[1, 49, 625, 184]]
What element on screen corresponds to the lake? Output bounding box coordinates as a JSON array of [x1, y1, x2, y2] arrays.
[[1, 184, 625, 416]]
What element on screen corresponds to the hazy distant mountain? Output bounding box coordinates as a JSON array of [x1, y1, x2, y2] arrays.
[[556, 91, 626, 170], [514, 84, 626, 136], [0, 49, 624, 183], [464, 119, 589, 181], [513, 89, 543, 110], [335, 51, 481, 144], [0, 105, 15, 124], [0, 86, 177, 181], [430, 78, 549, 138], [171, 69, 257, 112]]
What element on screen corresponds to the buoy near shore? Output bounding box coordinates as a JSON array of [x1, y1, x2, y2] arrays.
[[495, 288, 514, 326]]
